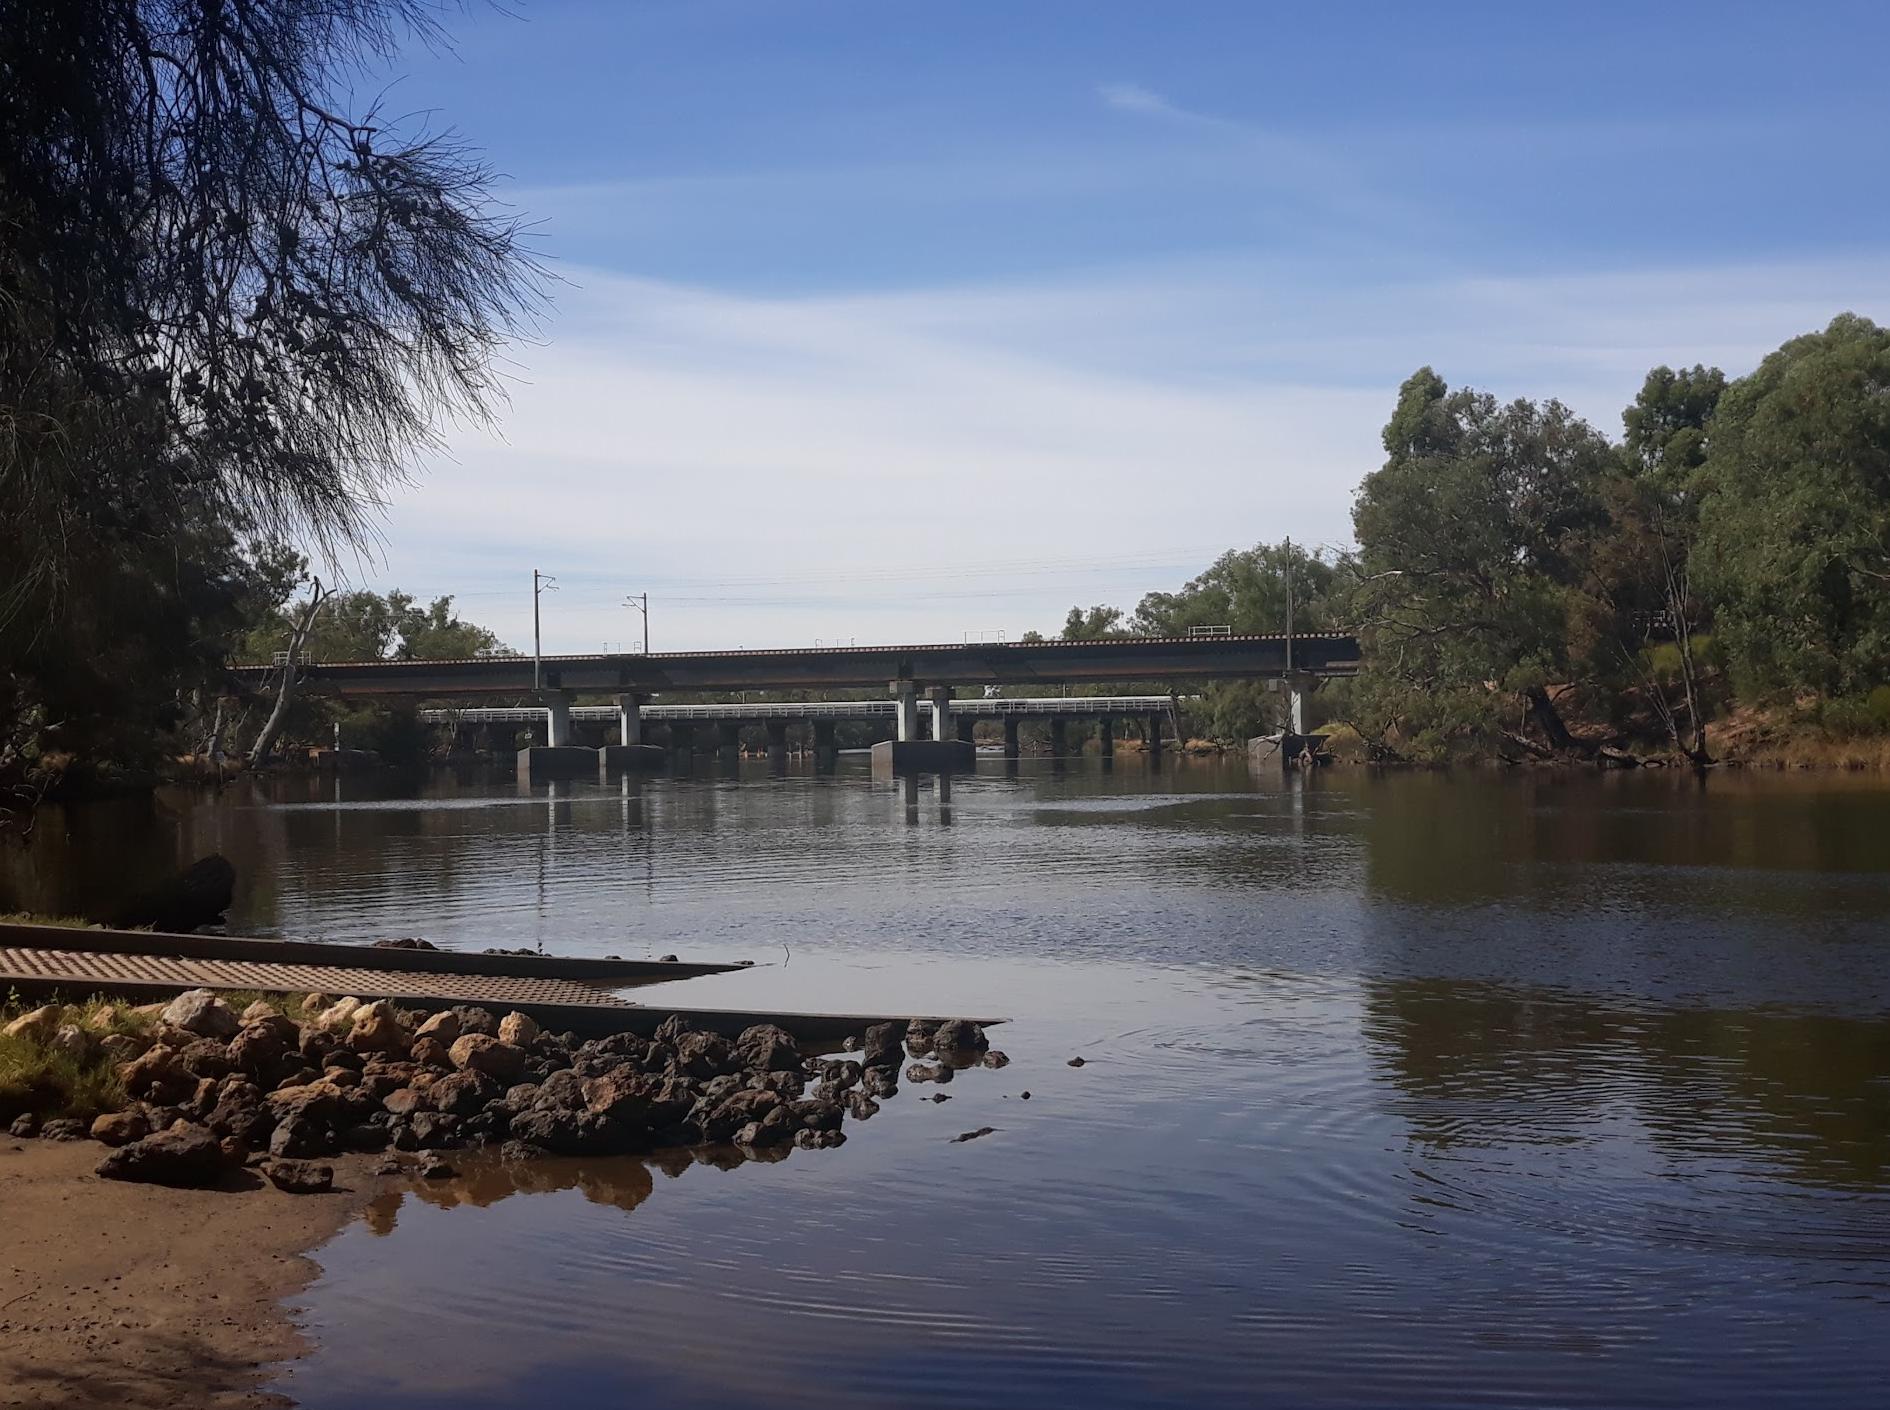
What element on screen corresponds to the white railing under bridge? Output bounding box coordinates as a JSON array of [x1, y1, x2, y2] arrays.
[[419, 695, 1189, 727]]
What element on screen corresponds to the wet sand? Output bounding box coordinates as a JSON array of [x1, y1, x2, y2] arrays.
[[0, 1140, 375, 1410]]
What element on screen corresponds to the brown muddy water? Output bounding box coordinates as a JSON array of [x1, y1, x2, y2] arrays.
[[6, 758, 1890, 1408]]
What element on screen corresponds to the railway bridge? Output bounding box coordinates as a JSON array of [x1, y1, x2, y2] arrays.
[[231, 632, 1361, 774]]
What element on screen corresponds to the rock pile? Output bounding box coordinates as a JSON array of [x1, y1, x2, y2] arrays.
[[72, 991, 1004, 1189]]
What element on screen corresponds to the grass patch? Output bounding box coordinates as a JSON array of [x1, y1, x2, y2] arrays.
[[0, 911, 97, 928], [0, 989, 310, 1126], [0, 1032, 125, 1122]]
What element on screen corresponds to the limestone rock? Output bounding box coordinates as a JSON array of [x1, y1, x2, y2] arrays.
[[733, 1024, 801, 1073], [410, 1036, 452, 1069], [178, 1038, 234, 1080], [119, 1044, 188, 1101], [497, 1011, 539, 1047], [91, 1109, 153, 1147], [266, 1080, 346, 1125], [159, 989, 240, 1041], [793, 1128, 846, 1150], [268, 1114, 333, 1159], [3, 1006, 61, 1044], [313, 997, 362, 1033], [261, 1158, 334, 1194], [861, 1022, 903, 1069], [228, 1021, 290, 1075], [40, 1117, 87, 1140], [429, 1069, 501, 1118], [382, 1087, 430, 1118], [49, 1024, 95, 1064], [932, 1019, 989, 1060], [414, 1010, 461, 1045], [448, 1034, 529, 1084], [522, 1070, 580, 1113], [240, 1000, 281, 1023], [205, 1081, 273, 1145], [447, 1005, 499, 1037], [98, 1033, 145, 1064], [674, 1030, 738, 1080], [97, 1125, 225, 1187], [904, 1061, 953, 1085], [348, 1000, 412, 1056]]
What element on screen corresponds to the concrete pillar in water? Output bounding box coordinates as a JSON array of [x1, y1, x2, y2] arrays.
[[615, 694, 643, 746], [541, 692, 572, 747], [929, 686, 953, 742], [957, 715, 976, 744], [813, 719, 838, 771], [1147, 712, 1164, 759], [1003, 716, 1021, 760], [1097, 716, 1115, 757], [716, 719, 742, 765], [1049, 717, 1068, 756], [766, 718, 789, 763], [890, 682, 920, 742]]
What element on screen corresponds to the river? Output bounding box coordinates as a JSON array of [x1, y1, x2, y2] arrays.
[[7, 757, 1889, 1407]]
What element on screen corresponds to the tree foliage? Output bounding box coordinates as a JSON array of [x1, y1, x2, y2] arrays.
[[1695, 314, 1890, 696], [1350, 369, 1616, 750], [2, 0, 538, 801]]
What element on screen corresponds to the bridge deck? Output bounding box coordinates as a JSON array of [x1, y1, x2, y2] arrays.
[[230, 632, 1360, 696]]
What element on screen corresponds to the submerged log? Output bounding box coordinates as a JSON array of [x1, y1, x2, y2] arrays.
[[111, 854, 236, 933]]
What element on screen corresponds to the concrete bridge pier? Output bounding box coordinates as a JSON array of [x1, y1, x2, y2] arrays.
[[1049, 717, 1068, 756], [1147, 713, 1164, 762], [1097, 716, 1114, 758], [873, 680, 975, 774], [518, 692, 595, 778], [715, 720, 742, 767], [600, 694, 662, 772], [813, 719, 838, 771], [892, 682, 921, 741], [1003, 717, 1021, 760], [929, 686, 953, 741], [956, 716, 976, 744], [766, 718, 789, 765]]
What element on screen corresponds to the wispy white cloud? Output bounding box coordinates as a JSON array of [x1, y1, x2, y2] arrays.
[[344, 254, 1890, 655], [1097, 81, 1180, 118]]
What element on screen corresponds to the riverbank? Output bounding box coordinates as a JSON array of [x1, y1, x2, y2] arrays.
[[0, 1139, 377, 1409]]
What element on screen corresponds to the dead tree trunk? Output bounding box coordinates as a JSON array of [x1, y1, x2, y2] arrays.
[[248, 581, 328, 768], [1523, 684, 1589, 755]]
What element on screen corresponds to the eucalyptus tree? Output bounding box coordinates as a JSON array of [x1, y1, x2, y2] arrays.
[[1695, 314, 1890, 699], [1351, 368, 1615, 755]]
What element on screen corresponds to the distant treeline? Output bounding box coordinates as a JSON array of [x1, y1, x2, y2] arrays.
[[1038, 314, 1890, 763]]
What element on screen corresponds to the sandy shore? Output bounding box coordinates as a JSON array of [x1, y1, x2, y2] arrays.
[[0, 1140, 376, 1410]]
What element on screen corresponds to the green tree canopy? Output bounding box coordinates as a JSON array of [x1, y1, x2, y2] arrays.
[[1695, 314, 1890, 696], [1351, 368, 1617, 750]]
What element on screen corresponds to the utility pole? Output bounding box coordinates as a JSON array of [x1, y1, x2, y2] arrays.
[[532, 569, 557, 689], [1283, 536, 1294, 675], [623, 593, 649, 654]]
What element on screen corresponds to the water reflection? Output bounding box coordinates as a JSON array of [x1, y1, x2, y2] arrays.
[[366, 1154, 659, 1235], [1364, 975, 1890, 1195], [10, 761, 1890, 1407]]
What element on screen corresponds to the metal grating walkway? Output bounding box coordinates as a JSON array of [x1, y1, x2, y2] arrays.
[[0, 946, 639, 1011]]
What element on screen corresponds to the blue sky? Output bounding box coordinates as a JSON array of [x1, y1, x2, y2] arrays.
[[351, 1, 1890, 652]]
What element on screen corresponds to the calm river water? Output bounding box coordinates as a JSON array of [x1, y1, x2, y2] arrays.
[[8, 757, 1890, 1407]]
